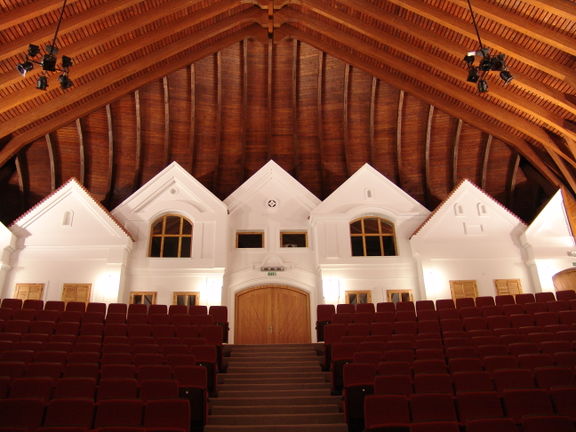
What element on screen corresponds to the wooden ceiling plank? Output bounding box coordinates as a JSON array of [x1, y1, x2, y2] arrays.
[[189, 64, 196, 176], [14, 155, 26, 206], [0, 0, 147, 64], [452, 119, 463, 189], [163, 76, 171, 166], [481, 134, 493, 190], [396, 89, 404, 187], [291, 39, 300, 178], [266, 40, 273, 162], [281, 6, 576, 143], [317, 50, 326, 197], [546, 146, 576, 194], [507, 152, 521, 208], [277, 17, 576, 169], [240, 39, 248, 182], [45, 133, 56, 192], [300, 0, 576, 116], [424, 104, 434, 207], [369, 77, 377, 167], [343, 63, 351, 177], [0, 0, 241, 89], [0, 25, 265, 172], [105, 104, 115, 205], [380, 0, 576, 84], [446, 0, 576, 57], [524, 0, 576, 21], [75, 118, 85, 185], [133, 90, 142, 192], [279, 26, 565, 190], [0, 0, 83, 32], [213, 52, 223, 192], [0, 14, 263, 140], [0, 7, 266, 119]]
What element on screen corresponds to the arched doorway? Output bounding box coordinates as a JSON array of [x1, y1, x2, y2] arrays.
[[553, 268, 576, 292], [235, 285, 311, 344]]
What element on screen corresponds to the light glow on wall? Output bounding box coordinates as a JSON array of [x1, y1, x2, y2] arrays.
[[323, 277, 342, 304], [94, 270, 121, 303], [422, 266, 447, 300], [535, 259, 566, 292], [201, 276, 222, 306]]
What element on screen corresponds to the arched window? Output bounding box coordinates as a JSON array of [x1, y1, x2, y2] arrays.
[[149, 214, 192, 258], [350, 216, 397, 256]]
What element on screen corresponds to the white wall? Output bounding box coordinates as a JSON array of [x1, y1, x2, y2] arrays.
[[224, 161, 321, 342], [0, 222, 16, 297], [522, 190, 576, 292], [7, 180, 132, 302], [411, 180, 532, 299], [311, 164, 430, 304], [112, 163, 228, 306]]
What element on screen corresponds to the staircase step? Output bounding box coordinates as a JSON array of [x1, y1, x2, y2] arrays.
[[226, 365, 321, 373], [217, 388, 329, 398], [209, 395, 342, 406], [209, 344, 339, 432], [210, 404, 340, 415], [204, 424, 348, 432], [219, 375, 328, 384], [207, 412, 344, 425], [218, 382, 331, 391]]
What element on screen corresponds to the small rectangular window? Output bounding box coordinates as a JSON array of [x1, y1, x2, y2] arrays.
[[173, 292, 200, 306], [387, 290, 413, 303], [280, 232, 307, 248], [237, 232, 264, 248], [346, 290, 372, 304], [130, 291, 157, 305]]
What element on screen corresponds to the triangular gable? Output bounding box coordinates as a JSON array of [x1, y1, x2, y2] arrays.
[[11, 178, 133, 244], [224, 160, 321, 213], [112, 161, 227, 221], [0, 220, 14, 246], [411, 179, 526, 241], [312, 163, 429, 217], [525, 189, 575, 248]]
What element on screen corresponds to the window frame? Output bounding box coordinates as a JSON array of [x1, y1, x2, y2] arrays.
[[148, 214, 193, 258], [280, 231, 308, 248], [130, 291, 157, 305], [387, 289, 413, 303], [350, 216, 397, 257], [14, 283, 45, 301], [172, 292, 201, 306], [345, 290, 372, 304], [236, 231, 264, 248]]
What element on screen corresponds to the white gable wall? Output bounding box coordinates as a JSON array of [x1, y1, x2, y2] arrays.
[[411, 180, 531, 299], [0, 222, 16, 296], [6, 180, 132, 302], [311, 164, 430, 304], [522, 190, 576, 292], [224, 161, 321, 342], [112, 162, 228, 306]]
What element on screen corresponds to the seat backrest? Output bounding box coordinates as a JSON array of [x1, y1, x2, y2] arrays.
[[316, 304, 335, 322]]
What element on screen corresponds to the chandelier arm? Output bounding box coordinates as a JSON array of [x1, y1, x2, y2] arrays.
[[48, 0, 68, 55], [466, 0, 486, 53]]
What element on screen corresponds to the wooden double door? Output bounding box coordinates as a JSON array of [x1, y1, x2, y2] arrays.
[[235, 285, 310, 345]]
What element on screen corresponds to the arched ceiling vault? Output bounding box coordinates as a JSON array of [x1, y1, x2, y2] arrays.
[[0, 0, 575, 225]]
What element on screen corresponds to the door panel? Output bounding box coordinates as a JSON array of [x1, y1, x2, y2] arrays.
[[235, 285, 310, 344]]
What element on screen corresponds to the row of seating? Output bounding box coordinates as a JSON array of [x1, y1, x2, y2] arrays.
[[363, 391, 576, 431], [0, 376, 183, 400], [0, 299, 225, 317], [0, 397, 190, 432], [316, 291, 576, 340], [0, 321, 224, 341]]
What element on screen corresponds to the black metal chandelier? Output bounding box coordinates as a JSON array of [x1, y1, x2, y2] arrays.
[[464, 0, 512, 92], [16, 0, 73, 90]]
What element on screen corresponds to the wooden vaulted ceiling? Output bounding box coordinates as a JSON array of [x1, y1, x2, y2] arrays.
[[0, 0, 575, 226]]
